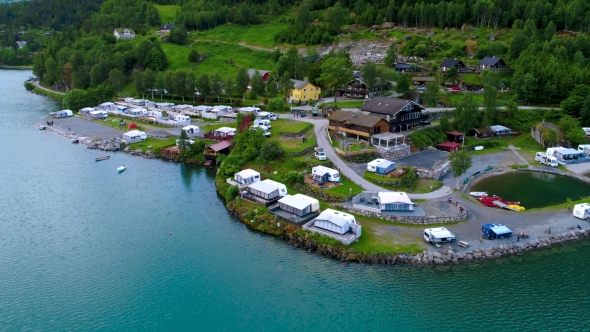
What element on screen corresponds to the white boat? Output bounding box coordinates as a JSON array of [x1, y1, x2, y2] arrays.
[[470, 191, 488, 197], [117, 165, 126, 173], [38, 125, 47, 130]]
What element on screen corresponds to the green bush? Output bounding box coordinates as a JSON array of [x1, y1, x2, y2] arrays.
[[259, 141, 283, 161], [224, 185, 239, 202], [24, 81, 34, 91], [285, 170, 304, 185]]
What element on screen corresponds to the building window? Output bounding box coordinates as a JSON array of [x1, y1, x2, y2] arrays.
[[304, 95, 307, 99], [304, 88, 307, 92], [311, 88, 314, 91]]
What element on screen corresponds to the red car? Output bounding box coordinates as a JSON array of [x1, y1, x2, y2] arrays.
[[451, 86, 462, 91]]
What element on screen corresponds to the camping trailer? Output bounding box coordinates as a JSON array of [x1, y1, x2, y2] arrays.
[[367, 159, 386, 172], [293, 194, 320, 212], [239, 107, 260, 114], [262, 179, 287, 197], [122, 130, 147, 144], [172, 114, 190, 126], [234, 169, 260, 185], [573, 203, 590, 220], [481, 223, 512, 240], [535, 152, 558, 167], [578, 144, 590, 156], [313, 209, 356, 235], [79, 107, 94, 116], [375, 160, 396, 175], [182, 125, 199, 134], [423, 227, 456, 244], [312, 166, 340, 183], [90, 110, 108, 119], [253, 119, 272, 129], [278, 195, 313, 217]]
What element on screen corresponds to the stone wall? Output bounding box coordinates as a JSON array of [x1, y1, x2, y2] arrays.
[[279, 123, 312, 138], [293, 183, 349, 203], [339, 204, 466, 224], [415, 159, 451, 180], [287, 144, 317, 157], [378, 144, 411, 160]]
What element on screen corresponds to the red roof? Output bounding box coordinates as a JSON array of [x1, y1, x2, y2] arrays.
[[438, 142, 461, 148], [446, 131, 463, 136], [208, 141, 232, 152]]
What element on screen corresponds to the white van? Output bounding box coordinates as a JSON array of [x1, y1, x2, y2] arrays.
[[367, 158, 386, 172], [535, 152, 558, 167], [267, 112, 278, 120], [573, 203, 590, 220], [254, 119, 271, 129], [423, 227, 456, 244], [583, 127, 590, 135], [578, 144, 590, 155]]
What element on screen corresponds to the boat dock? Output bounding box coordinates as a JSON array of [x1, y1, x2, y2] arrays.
[[492, 200, 520, 211]]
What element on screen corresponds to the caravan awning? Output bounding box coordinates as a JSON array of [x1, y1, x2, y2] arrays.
[[491, 225, 512, 235]]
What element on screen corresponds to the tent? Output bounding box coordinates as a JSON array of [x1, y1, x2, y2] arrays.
[[482, 223, 512, 240], [128, 123, 138, 129]]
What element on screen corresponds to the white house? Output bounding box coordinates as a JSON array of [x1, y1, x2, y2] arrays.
[[234, 169, 260, 185], [182, 125, 199, 134], [248, 181, 280, 201], [122, 130, 147, 144], [113, 28, 136, 39], [261, 179, 287, 197], [377, 192, 414, 211]]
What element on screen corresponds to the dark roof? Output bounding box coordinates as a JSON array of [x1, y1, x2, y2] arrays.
[[360, 97, 422, 116], [395, 63, 411, 69], [441, 59, 463, 68], [478, 57, 503, 66], [329, 111, 386, 128], [475, 127, 493, 134], [161, 23, 175, 29], [446, 131, 464, 136], [208, 141, 232, 152]]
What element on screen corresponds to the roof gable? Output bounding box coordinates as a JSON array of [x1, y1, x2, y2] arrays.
[[329, 110, 385, 128], [247, 69, 270, 79], [360, 97, 423, 116], [478, 57, 504, 66], [441, 58, 463, 67]]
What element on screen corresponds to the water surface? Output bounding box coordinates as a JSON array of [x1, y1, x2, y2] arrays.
[[1, 70, 590, 331]]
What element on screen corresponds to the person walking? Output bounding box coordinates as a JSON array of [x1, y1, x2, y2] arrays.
[[517, 235, 520, 242]]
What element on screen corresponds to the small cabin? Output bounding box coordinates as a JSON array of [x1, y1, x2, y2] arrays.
[[377, 192, 414, 211], [248, 181, 280, 201], [446, 131, 464, 143], [473, 127, 494, 139], [437, 142, 460, 152], [234, 169, 260, 185], [375, 160, 396, 175], [203, 141, 231, 161]]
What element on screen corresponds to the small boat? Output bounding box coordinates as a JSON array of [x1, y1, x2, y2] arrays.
[[71, 139, 79, 144], [95, 156, 110, 162], [470, 191, 488, 197], [38, 125, 47, 130], [117, 165, 126, 173]]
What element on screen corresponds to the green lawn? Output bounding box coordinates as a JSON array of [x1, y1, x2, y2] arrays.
[[270, 119, 311, 134], [269, 134, 316, 153], [349, 222, 424, 254], [446, 92, 509, 107], [329, 131, 370, 152], [325, 179, 364, 197], [460, 74, 481, 85], [160, 43, 194, 72], [464, 133, 543, 156], [364, 171, 442, 193], [127, 137, 176, 152], [154, 4, 180, 24], [323, 100, 366, 108], [190, 23, 287, 49], [189, 41, 275, 79]]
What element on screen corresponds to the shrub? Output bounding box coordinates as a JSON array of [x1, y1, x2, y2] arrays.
[[223, 185, 239, 202], [24, 81, 34, 91], [259, 141, 283, 161], [285, 170, 304, 185]]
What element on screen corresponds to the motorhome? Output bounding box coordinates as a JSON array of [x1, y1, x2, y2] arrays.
[[253, 119, 272, 129], [98, 102, 114, 110], [312, 166, 340, 183], [267, 112, 278, 120], [213, 105, 233, 113], [251, 125, 271, 137], [239, 107, 260, 114], [79, 107, 94, 116], [367, 159, 386, 172], [583, 127, 590, 136], [423, 227, 456, 244], [573, 203, 590, 220], [578, 144, 590, 156], [535, 152, 558, 167]]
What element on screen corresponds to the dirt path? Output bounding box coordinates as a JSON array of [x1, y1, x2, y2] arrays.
[[32, 81, 65, 95], [188, 39, 275, 52]]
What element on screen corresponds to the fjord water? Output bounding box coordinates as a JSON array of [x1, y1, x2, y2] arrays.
[[1, 70, 590, 331]]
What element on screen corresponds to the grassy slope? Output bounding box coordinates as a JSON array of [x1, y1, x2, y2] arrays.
[[190, 23, 287, 49], [192, 41, 275, 79], [154, 4, 180, 24]]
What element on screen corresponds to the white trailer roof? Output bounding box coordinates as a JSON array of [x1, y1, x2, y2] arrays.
[[378, 192, 413, 205], [235, 169, 259, 179], [293, 194, 319, 206], [376, 160, 395, 168], [279, 195, 311, 210], [249, 181, 279, 194], [314, 209, 355, 227], [215, 127, 236, 134], [368, 158, 386, 166], [182, 125, 199, 131], [489, 125, 510, 132], [490, 225, 512, 235], [425, 227, 454, 238]]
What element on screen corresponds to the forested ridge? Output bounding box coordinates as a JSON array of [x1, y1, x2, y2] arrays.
[[2, 0, 590, 128]]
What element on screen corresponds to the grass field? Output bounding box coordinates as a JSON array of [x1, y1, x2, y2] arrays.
[[325, 180, 364, 197], [127, 137, 176, 152], [190, 23, 287, 49], [349, 221, 424, 254], [464, 133, 543, 156], [270, 134, 316, 153], [446, 92, 510, 107], [323, 100, 366, 108], [189, 42, 275, 79], [160, 43, 194, 72], [270, 119, 311, 134], [154, 5, 180, 24]]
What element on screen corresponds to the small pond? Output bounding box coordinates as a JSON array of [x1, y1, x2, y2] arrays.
[[471, 171, 590, 209]]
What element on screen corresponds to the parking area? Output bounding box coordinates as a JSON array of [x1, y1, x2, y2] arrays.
[[395, 150, 449, 169]]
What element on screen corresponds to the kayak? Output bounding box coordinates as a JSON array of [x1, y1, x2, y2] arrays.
[[95, 156, 110, 161], [469, 191, 488, 197]]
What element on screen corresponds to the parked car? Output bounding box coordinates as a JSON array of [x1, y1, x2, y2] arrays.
[[451, 86, 462, 92], [314, 147, 326, 161], [300, 110, 307, 117]]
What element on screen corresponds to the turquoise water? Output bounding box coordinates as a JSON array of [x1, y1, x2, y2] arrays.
[[472, 171, 590, 208], [2, 70, 590, 330]]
